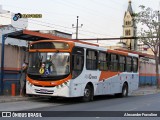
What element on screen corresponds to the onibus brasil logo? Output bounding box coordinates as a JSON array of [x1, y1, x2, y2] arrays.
[[13, 13, 42, 21]]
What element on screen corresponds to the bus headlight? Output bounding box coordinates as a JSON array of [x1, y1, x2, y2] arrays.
[[64, 82, 68, 85]]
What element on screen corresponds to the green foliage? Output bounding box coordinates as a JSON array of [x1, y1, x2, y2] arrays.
[[134, 5, 159, 55]]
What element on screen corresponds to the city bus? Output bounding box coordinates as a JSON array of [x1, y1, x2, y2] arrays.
[[26, 40, 139, 101]]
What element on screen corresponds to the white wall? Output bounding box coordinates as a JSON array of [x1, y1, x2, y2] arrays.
[[0, 44, 26, 69], [0, 5, 28, 29]]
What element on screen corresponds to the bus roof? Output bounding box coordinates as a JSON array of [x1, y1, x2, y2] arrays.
[[115, 49, 154, 58], [107, 49, 138, 57], [30, 39, 99, 47], [30, 40, 138, 57]]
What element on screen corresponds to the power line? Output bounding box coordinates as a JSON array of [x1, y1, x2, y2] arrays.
[[49, 0, 123, 23], [76, 36, 157, 41], [90, 0, 124, 12], [0, 14, 97, 38], [1, 4, 121, 37], [2, 4, 76, 17], [28, 18, 117, 37], [0, 14, 117, 38], [1, 0, 130, 38]]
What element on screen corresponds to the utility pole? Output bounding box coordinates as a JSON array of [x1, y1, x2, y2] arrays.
[[72, 16, 83, 39]]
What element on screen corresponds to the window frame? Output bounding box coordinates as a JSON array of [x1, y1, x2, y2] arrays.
[[98, 51, 108, 71], [126, 56, 132, 72], [132, 57, 138, 72], [119, 55, 126, 72], [110, 54, 119, 72], [86, 49, 98, 70]]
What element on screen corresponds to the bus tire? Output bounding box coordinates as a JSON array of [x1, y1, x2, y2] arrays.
[[121, 83, 128, 97], [115, 83, 128, 98], [82, 84, 93, 102]]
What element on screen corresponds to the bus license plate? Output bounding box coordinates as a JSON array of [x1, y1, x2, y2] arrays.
[[40, 89, 48, 93]]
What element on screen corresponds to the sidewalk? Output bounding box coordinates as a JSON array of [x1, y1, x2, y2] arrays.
[[0, 86, 160, 103], [131, 86, 160, 96], [0, 95, 38, 103]]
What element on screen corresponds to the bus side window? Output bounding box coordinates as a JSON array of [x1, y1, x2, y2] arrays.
[[110, 54, 118, 72], [119, 55, 126, 72], [133, 57, 138, 72], [99, 52, 108, 71], [126, 57, 132, 72], [107, 53, 110, 70], [86, 49, 98, 70]]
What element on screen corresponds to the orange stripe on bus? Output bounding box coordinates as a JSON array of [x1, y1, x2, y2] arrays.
[[27, 74, 72, 86], [99, 71, 120, 81]]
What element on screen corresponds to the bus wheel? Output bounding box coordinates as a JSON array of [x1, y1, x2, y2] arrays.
[[115, 83, 128, 98], [82, 85, 93, 102], [121, 83, 128, 97]]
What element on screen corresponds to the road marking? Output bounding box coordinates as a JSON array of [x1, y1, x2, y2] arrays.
[[96, 117, 100, 119], [128, 108, 137, 111]]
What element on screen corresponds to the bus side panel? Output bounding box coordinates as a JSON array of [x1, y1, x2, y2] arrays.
[[69, 70, 139, 97], [70, 69, 102, 97]]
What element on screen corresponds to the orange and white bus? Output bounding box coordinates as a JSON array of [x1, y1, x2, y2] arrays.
[[26, 40, 139, 101]]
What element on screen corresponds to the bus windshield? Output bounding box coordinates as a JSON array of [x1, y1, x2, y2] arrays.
[[28, 52, 70, 81]]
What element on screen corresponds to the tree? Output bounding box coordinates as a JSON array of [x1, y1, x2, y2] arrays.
[[134, 5, 160, 88]]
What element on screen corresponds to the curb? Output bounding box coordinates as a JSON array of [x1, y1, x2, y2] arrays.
[[131, 89, 160, 96], [0, 96, 38, 103]]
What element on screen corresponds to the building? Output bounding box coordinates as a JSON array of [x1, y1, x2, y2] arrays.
[[39, 30, 72, 39], [0, 5, 28, 29], [121, 0, 137, 51], [120, 0, 154, 55]]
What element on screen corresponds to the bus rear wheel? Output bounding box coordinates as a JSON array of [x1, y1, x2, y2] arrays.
[[122, 83, 128, 97], [82, 85, 93, 102], [115, 83, 128, 98]]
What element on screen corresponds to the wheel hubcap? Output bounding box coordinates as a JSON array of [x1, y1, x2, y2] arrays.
[[123, 88, 127, 96], [84, 89, 90, 97]]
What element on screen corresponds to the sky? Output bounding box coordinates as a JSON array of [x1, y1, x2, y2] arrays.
[[0, 0, 160, 45]]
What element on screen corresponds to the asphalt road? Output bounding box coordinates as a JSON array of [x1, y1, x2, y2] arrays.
[[1, 94, 160, 120]]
